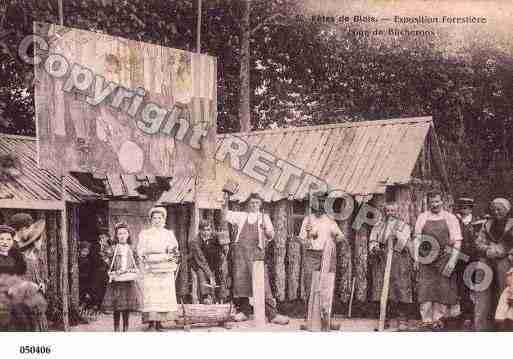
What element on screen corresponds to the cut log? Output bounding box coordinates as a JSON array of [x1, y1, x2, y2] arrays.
[[336, 220, 352, 303], [378, 234, 394, 331], [69, 205, 80, 310], [307, 271, 335, 331], [306, 240, 335, 332], [60, 203, 70, 330], [46, 211, 60, 318], [252, 260, 266, 327], [353, 224, 369, 303], [287, 239, 301, 301], [272, 200, 288, 301]]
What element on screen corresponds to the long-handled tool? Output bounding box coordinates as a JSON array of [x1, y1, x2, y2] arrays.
[[252, 206, 266, 327], [217, 180, 239, 303], [348, 277, 356, 318], [378, 219, 394, 332]]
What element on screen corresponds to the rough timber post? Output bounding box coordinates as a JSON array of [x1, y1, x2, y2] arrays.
[[272, 200, 288, 301], [60, 177, 70, 330]]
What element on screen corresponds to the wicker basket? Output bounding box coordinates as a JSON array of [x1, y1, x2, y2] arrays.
[[177, 303, 233, 324], [109, 271, 140, 282]]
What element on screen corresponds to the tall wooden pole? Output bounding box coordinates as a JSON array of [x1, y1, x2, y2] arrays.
[[196, 0, 202, 53], [190, 0, 202, 243], [239, 0, 251, 132], [58, 0, 64, 26], [378, 220, 393, 332], [60, 176, 70, 331]]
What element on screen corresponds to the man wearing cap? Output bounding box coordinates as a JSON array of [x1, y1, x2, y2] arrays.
[[474, 197, 513, 330], [0, 224, 47, 331], [455, 197, 477, 329], [9, 214, 46, 293], [8, 213, 48, 330], [222, 192, 289, 324]]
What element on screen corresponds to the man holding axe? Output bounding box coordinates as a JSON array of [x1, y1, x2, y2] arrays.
[[369, 203, 413, 331], [299, 191, 345, 331], [221, 187, 289, 325]]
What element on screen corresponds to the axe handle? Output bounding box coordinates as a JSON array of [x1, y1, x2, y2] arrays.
[[378, 221, 394, 331], [348, 277, 356, 318]]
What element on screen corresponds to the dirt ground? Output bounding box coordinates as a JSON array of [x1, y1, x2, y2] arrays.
[[71, 313, 420, 332]]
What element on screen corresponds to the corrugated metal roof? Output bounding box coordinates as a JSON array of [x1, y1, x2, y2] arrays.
[[159, 116, 435, 204], [0, 134, 99, 202]]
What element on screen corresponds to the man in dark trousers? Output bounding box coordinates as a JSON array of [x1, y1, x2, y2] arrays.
[[189, 220, 222, 304], [223, 192, 289, 324], [454, 197, 477, 329]]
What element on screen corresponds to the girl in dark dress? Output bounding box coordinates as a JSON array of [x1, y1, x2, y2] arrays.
[[102, 223, 141, 332]]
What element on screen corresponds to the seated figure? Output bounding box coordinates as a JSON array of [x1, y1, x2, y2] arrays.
[[189, 220, 222, 304]]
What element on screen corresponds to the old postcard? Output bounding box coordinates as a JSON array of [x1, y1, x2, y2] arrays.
[[0, 0, 512, 355]]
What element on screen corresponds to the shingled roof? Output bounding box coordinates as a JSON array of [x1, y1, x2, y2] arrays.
[[0, 134, 99, 206], [11, 116, 442, 205], [159, 116, 447, 203]]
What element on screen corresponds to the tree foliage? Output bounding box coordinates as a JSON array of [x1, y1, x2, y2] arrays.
[[0, 0, 512, 211]]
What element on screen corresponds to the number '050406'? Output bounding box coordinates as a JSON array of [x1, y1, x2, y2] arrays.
[[19, 345, 52, 354]]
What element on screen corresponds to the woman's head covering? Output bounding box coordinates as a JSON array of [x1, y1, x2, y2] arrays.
[[491, 198, 511, 213], [0, 225, 16, 236], [149, 206, 167, 220]]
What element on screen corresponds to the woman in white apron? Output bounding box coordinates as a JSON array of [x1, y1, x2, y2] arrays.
[[137, 207, 179, 331]]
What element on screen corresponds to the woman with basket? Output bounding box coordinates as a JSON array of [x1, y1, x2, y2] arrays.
[[137, 207, 180, 331], [102, 222, 141, 332]]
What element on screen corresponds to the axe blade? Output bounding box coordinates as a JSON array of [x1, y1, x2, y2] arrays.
[[222, 179, 239, 196]]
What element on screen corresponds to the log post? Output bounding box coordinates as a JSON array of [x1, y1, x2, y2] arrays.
[[69, 205, 80, 313], [176, 204, 190, 299], [60, 188, 70, 331], [353, 223, 369, 303], [287, 239, 302, 301], [271, 200, 288, 301], [336, 219, 352, 304], [46, 211, 59, 324]]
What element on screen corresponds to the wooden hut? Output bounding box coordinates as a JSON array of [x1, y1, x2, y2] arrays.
[[157, 116, 451, 310], [67, 116, 450, 312], [0, 134, 100, 328]]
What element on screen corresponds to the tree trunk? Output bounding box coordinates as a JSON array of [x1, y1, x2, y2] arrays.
[[239, 0, 251, 132]]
